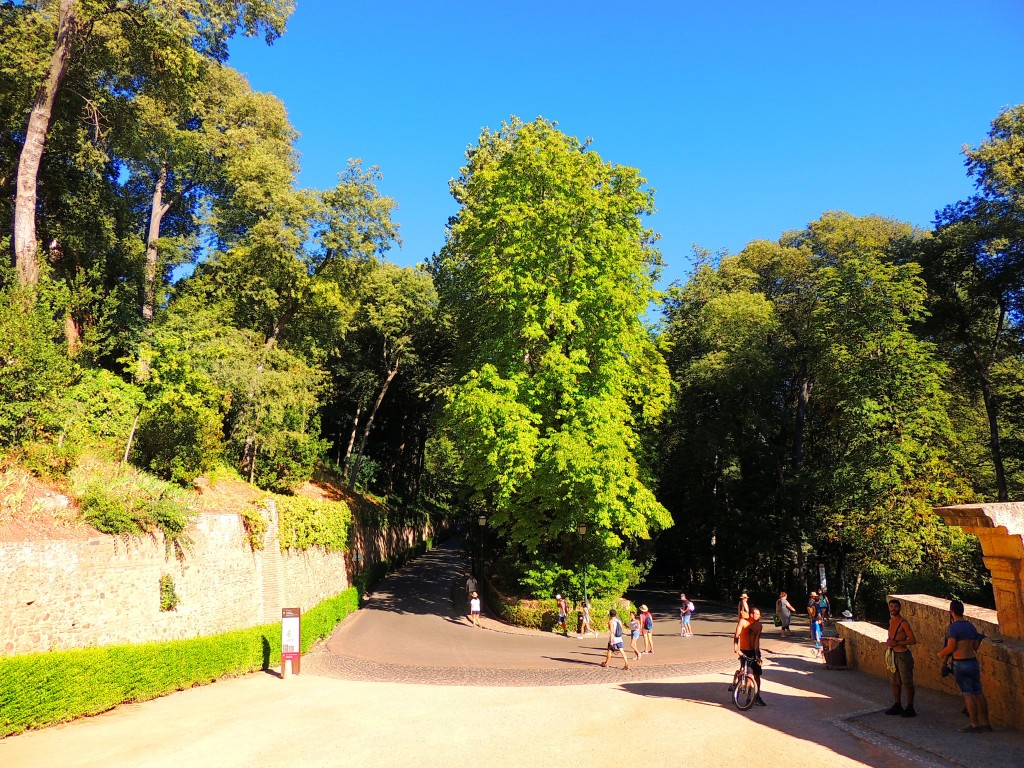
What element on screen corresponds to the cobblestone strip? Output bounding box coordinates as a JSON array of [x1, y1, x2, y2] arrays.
[[303, 646, 736, 687]]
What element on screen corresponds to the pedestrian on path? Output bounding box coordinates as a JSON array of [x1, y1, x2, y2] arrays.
[[556, 594, 569, 636], [628, 611, 641, 659], [600, 609, 630, 669], [883, 598, 918, 718], [776, 592, 795, 637], [807, 592, 819, 643], [680, 594, 694, 636], [639, 604, 655, 654], [938, 599, 991, 733], [469, 592, 481, 627], [466, 572, 478, 600], [578, 601, 596, 638]]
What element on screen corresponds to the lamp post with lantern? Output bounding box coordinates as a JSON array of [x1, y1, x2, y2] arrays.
[[577, 523, 588, 606], [477, 515, 488, 586]]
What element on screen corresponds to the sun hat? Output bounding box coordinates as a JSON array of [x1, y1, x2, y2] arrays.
[[810, 591, 818, 597], [640, 604, 648, 612], [740, 592, 748, 598], [556, 594, 562, 599]]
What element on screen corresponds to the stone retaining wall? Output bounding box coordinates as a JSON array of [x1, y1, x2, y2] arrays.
[[0, 508, 351, 656], [836, 593, 1024, 730]]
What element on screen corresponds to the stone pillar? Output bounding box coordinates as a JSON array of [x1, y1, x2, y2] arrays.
[[935, 502, 1024, 640]]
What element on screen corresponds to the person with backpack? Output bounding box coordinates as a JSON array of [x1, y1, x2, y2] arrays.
[[639, 604, 655, 654], [680, 594, 695, 637], [600, 609, 630, 669]]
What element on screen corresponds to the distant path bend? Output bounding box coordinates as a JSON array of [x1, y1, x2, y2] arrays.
[[305, 540, 737, 686]]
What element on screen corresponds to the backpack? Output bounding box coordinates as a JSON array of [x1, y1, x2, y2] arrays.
[[613, 618, 623, 638], [643, 613, 653, 630], [687, 600, 695, 614]]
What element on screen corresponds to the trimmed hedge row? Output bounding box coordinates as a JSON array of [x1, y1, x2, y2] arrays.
[[482, 581, 631, 633], [0, 587, 360, 738]]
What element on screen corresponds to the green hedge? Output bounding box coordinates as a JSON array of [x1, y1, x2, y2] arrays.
[[482, 581, 631, 633], [0, 587, 360, 738]]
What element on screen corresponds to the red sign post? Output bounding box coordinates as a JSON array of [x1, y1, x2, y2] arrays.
[[281, 607, 301, 676]]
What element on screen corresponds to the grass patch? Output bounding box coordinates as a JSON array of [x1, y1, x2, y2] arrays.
[[0, 588, 360, 738]]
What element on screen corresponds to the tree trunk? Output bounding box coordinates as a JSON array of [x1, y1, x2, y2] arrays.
[[980, 374, 1009, 502], [789, 364, 812, 589], [348, 361, 400, 491], [143, 162, 170, 321], [13, 0, 79, 284]]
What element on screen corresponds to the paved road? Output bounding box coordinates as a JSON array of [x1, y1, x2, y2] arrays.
[[2, 539, 1023, 768]]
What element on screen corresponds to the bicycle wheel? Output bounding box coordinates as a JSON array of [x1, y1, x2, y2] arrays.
[[733, 673, 759, 710]]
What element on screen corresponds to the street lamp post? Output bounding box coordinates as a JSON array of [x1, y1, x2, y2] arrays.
[[477, 515, 488, 585], [577, 523, 588, 605]]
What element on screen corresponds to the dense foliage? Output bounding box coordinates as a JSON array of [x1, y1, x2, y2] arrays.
[[431, 118, 671, 597], [2, 1, 1023, 611]]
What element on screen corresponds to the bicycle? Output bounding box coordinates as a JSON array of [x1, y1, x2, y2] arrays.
[[729, 654, 760, 710]]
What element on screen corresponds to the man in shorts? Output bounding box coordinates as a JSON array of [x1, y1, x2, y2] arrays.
[[600, 608, 630, 669], [882, 598, 917, 717], [733, 606, 766, 706], [938, 599, 991, 732], [556, 594, 569, 636], [680, 594, 694, 637]]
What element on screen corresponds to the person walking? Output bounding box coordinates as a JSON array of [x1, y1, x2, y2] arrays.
[[465, 572, 478, 600], [578, 601, 596, 638], [734, 606, 767, 706], [556, 594, 570, 636], [776, 592, 795, 637], [882, 598, 918, 717], [639, 604, 655, 654], [680, 594, 694, 637], [600, 609, 630, 669], [628, 611, 642, 660], [469, 592, 481, 628], [818, 590, 831, 625], [938, 599, 991, 732]]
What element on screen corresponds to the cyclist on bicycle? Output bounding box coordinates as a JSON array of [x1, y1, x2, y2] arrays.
[[734, 606, 766, 706]]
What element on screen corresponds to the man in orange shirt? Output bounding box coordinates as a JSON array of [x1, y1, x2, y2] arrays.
[[733, 606, 766, 706]]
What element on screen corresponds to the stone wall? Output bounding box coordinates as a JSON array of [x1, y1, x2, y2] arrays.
[[0, 507, 351, 657], [836, 593, 1024, 730]]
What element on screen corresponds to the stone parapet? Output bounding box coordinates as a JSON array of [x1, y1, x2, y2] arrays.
[[935, 502, 1024, 640], [836, 594, 1024, 730]]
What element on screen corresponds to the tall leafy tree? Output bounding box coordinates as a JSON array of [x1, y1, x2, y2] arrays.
[[10, 0, 294, 286], [917, 105, 1024, 501], [432, 117, 671, 596]]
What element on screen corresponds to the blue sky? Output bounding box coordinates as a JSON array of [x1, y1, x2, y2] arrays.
[[227, 1, 1024, 287]]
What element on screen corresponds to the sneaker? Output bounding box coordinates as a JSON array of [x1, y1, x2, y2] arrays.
[[754, 696, 767, 707], [728, 684, 735, 693], [623, 664, 630, 670], [884, 704, 904, 716], [901, 705, 917, 718]]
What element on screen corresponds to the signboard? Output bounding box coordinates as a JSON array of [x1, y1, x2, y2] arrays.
[[281, 607, 301, 674]]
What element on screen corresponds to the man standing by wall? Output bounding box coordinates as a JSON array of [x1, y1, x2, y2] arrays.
[[883, 598, 918, 717], [938, 599, 991, 733]]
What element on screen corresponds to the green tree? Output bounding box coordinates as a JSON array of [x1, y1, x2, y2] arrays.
[[11, 0, 294, 286], [432, 117, 671, 596]]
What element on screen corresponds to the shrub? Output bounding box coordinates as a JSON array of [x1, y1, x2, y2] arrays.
[[133, 394, 224, 485], [253, 429, 327, 493], [159, 574, 180, 612], [239, 502, 269, 550], [0, 276, 75, 447], [0, 588, 360, 738], [275, 495, 351, 552]]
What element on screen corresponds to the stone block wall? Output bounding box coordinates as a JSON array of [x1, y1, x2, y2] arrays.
[[836, 593, 1024, 730], [0, 509, 349, 657]]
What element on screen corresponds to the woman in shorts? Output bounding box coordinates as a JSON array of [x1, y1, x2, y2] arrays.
[[628, 611, 641, 660]]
